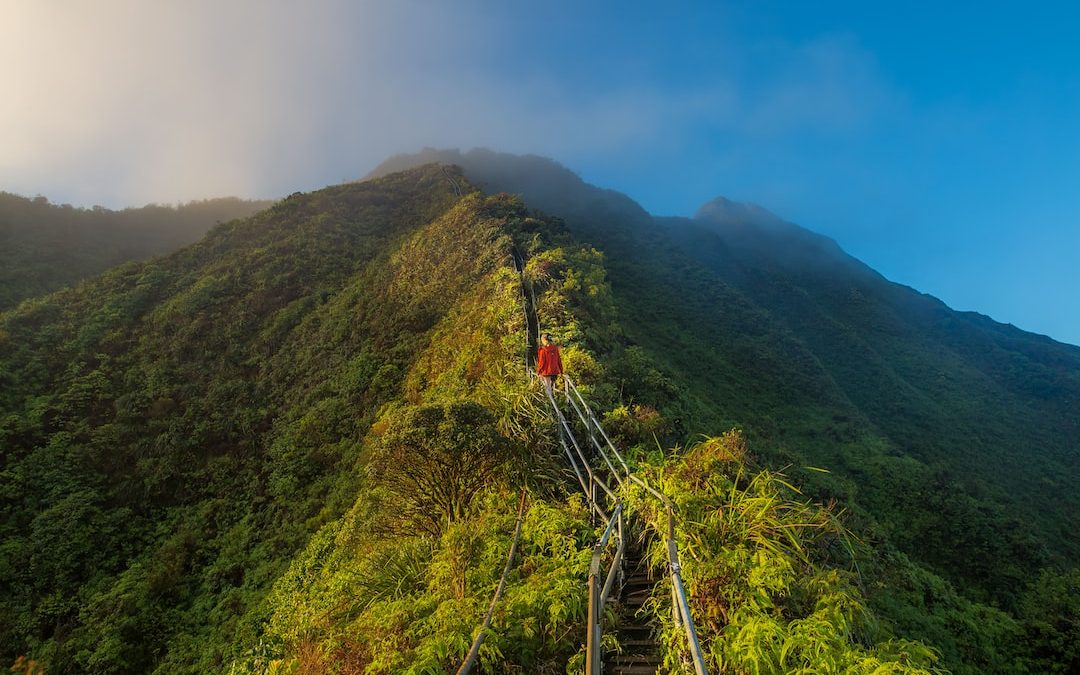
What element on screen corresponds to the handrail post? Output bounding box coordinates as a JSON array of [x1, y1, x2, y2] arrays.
[[590, 476, 597, 527], [669, 539, 708, 675], [457, 489, 529, 675], [585, 567, 600, 674], [586, 507, 622, 675], [600, 506, 625, 605]]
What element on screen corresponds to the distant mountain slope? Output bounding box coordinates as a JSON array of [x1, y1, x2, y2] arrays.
[[0, 192, 275, 310], [370, 149, 1080, 609]]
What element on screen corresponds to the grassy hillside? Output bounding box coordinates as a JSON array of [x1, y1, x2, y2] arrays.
[[370, 149, 1079, 599], [0, 192, 274, 310], [0, 167, 580, 671], [2, 162, 1076, 673], [659, 207, 1079, 591]]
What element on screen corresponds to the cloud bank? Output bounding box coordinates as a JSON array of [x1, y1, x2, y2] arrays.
[[1, 0, 891, 207]]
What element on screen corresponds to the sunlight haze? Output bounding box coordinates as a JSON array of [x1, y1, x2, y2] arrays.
[[3, 0, 1078, 344]]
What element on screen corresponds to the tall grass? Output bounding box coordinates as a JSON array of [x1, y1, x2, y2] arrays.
[[625, 431, 946, 674]]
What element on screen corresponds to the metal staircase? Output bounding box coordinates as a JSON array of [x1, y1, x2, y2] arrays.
[[457, 245, 710, 674], [606, 539, 663, 675]]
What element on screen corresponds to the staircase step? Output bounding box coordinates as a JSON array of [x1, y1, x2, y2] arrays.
[[605, 654, 662, 675], [619, 639, 655, 647], [604, 539, 663, 674], [611, 654, 662, 664]]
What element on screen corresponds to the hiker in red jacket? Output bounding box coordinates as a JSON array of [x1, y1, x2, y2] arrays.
[[536, 333, 563, 395]]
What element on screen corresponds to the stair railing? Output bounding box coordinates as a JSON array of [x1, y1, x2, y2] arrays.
[[513, 246, 690, 674], [456, 488, 528, 675], [544, 383, 627, 674], [563, 376, 709, 675], [586, 503, 624, 674], [547, 385, 616, 521]]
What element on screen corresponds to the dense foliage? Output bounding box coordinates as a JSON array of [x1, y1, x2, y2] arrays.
[[234, 186, 626, 673], [0, 191, 273, 311], [2, 159, 1077, 673], [0, 168, 574, 671], [375, 149, 1079, 669], [625, 432, 943, 674], [253, 406, 593, 674]]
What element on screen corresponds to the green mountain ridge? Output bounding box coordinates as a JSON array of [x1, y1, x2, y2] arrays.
[[0, 169, 471, 670], [0, 161, 1076, 673], [371, 149, 1080, 603], [0, 192, 275, 312]]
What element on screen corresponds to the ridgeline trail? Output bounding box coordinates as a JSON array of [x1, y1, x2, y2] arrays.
[[458, 236, 709, 674]]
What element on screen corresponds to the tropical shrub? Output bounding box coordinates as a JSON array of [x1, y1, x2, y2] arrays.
[[625, 431, 946, 674]]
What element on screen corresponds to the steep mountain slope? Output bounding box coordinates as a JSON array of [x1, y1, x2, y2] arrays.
[[0, 192, 274, 310], [370, 149, 1080, 609], [0, 167, 601, 672], [664, 203, 1080, 577], [3, 159, 1076, 673]]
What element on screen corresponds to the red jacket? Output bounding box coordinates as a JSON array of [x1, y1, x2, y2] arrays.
[[537, 344, 563, 376]]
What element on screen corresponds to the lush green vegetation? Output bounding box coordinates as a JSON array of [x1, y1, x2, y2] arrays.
[[253, 404, 594, 674], [0, 168, 530, 671], [2, 159, 1077, 673], [625, 432, 944, 674], [1, 167, 643, 673], [0, 191, 274, 310], [375, 149, 1079, 670], [247, 207, 627, 671]]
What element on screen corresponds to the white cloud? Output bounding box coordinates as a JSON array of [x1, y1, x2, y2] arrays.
[[2, 1, 359, 204], [0, 1, 896, 206]]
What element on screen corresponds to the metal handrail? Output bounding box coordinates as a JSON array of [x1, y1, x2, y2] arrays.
[[541, 383, 628, 675], [564, 378, 633, 477], [586, 504, 624, 674], [514, 248, 669, 674], [564, 387, 624, 481], [547, 386, 618, 503], [563, 376, 710, 675], [457, 488, 529, 675]]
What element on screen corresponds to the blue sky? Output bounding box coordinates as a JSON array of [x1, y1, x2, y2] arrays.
[[2, 1, 1078, 344]]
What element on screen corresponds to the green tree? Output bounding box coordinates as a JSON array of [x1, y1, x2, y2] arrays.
[[369, 402, 520, 537]]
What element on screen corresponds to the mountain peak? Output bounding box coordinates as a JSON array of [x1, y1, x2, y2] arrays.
[[695, 196, 790, 231], [365, 147, 654, 233], [691, 194, 852, 272]]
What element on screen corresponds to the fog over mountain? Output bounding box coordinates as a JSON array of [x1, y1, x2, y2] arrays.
[[5, 2, 1078, 345], [0, 192, 273, 310]]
